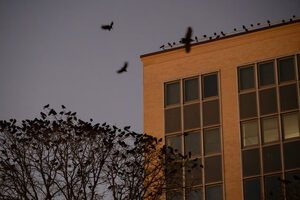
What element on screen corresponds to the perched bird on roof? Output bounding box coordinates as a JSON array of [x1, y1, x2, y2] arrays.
[[267, 20, 271, 26], [101, 21, 114, 31], [221, 31, 225, 36], [234, 28, 237, 31], [168, 42, 173, 48], [282, 19, 285, 23], [195, 36, 198, 42], [180, 27, 193, 53], [160, 45, 165, 49], [257, 23, 261, 26], [117, 62, 128, 74], [203, 34, 207, 38]]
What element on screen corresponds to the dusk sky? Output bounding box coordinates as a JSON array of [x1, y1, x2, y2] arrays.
[[1, 0, 300, 133]]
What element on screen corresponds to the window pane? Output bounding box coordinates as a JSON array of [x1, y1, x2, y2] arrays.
[[204, 128, 221, 155], [186, 188, 202, 200], [206, 185, 223, 200], [282, 112, 300, 139], [262, 145, 282, 173], [242, 148, 260, 177], [259, 61, 274, 86], [259, 88, 277, 115], [239, 92, 257, 119], [241, 120, 259, 147], [203, 74, 218, 98], [298, 55, 300, 79], [167, 191, 183, 200], [244, 178, 262, 200], [184, 103, 200, 130], [205, 155, 222, 183], [166, 82, 180, 106], [203, 100, 220, 126], [185, 78, 199, 102], [261, 117, 279, 143], [166, 162, 183, 189], [264, 175, 283, 200], [239, 66, 255, 90], [278, 57, 295, 83], [279, 84, 298, 111], [284, 141, 300, 169], [165, 108, 181, 134], [185, 132, 201, 157], [286, 171, 300, 199], [185, 159, 202, 186], [166, 135, 182, 154]]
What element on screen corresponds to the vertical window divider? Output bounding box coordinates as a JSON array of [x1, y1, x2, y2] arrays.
[[180, 79, 186, 199]]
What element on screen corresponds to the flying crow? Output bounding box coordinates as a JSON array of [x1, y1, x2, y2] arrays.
[[101, 21, 114, 31], [117, 62, 128, 74], [181, 27, 193, 53]]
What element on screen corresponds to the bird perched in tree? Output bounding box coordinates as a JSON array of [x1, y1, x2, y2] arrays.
[[101, 21, 114, 31], [117, 62, 128, 74], [180, 27, 193, 53]]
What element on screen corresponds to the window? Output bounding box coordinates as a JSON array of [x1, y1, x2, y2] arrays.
[[205, 155, 222, 183], [165, 108, 181, 134], [278, 57, 295, 83], [185, 159, 202, 186], [239, 66, 255, 90], [186, 188, 202, 200], [203, 74, 218, 98], [166, 191, 183, 200], [204, 128, 221, 155], [185, 78, 199, 102], [286, 170, 300, 198], [166, 136, 182, 154], [279, 84, 298, 111], [282, 112, 300, 139], [184, 103, 200, 130], [166, 162, 183, 189], [166, 82, 180, 106], [262, 145, 282, 173], [259, 88, 277, 115], [258, 61, 274, 86], [243, 178, 261, 200], [264, 175, 283, 199], [261, 117, 279, 143], [241, 120, 259, 147], [185, 132, 201, 157], [206, 185, 223, 200], [242, 148, 260, 177], [203, 100, 220, 126], [239, 92, 257, 119], [283, 141, 300, 169]]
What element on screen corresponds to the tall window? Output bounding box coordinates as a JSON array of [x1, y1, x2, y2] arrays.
[[238, 54, 300, 200], [164, 72, 223, 200]]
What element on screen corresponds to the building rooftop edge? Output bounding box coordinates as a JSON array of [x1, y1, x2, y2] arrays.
[[140, 19, 300, 59]]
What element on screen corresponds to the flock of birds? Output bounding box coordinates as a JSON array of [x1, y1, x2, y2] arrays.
[[160, 15, 299, 52], [101, 15, 298, 74]]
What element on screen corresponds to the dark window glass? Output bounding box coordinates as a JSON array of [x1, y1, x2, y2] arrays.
[[185, 132, 201, 157], [205, 155, 222, 183], [298, 55, 300, 79], [166, 136, 182, 154], [167, 191, 183, 200], [184, 103, 200, 130], [241, 120, 258, 147], [185, 159, 202, 186], [203, 74, 218, 98], [259, 61, 274, 86], [206, 185, 223, 200], [186, 188, 202, 200], [239, 92, 257, 119], [204, 128, 221, 155], [286, 171, 300, 199], [264, 175, 283, 200], [244, 178, 261, 200], [166, 82, 180, 106], [278, 57, 295, 83], [284, 141, 300, 169], [185, 78, 199, 102], [166, 162, 183, 189], [165, 108, 181, 134], [262, 145, 282, 173], [239, 66, 255, 90], [203, 100, 220, 126], [279, 84, 298, 111], [261, 117, 279, 143], [282, 112, 300, 139], [259, 88, 277, 115], [242, 148, 260, 177]]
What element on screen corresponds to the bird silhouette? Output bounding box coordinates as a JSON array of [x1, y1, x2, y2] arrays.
[[250, 24, 253, 27], [117, 62, 128, 74], [257, 23, 261, 26], [282, 19, 285, 23], [181, 27, 193, 53], [267, 20, 271, 26], [195, 36, 198, 42], [203, 34, 207, 38], [172, 42, 176, 45], [221, 31, 225, 36], [234, 28, 237, 31], [168, 42, 173, 48], [293, 15, 296, 18], [160, 45, 165, 49], [214, 32, 217, 36], [101, 21, 114, 31], [43, 104, 49, 109]]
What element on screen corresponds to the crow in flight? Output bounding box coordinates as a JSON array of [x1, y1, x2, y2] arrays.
[[101, 21, 114, 31], [117, 62, 128, 74], [181, 27, 193, 53]]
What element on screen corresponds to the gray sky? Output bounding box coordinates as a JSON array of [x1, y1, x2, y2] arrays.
[[1, 0, 300, 132]]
